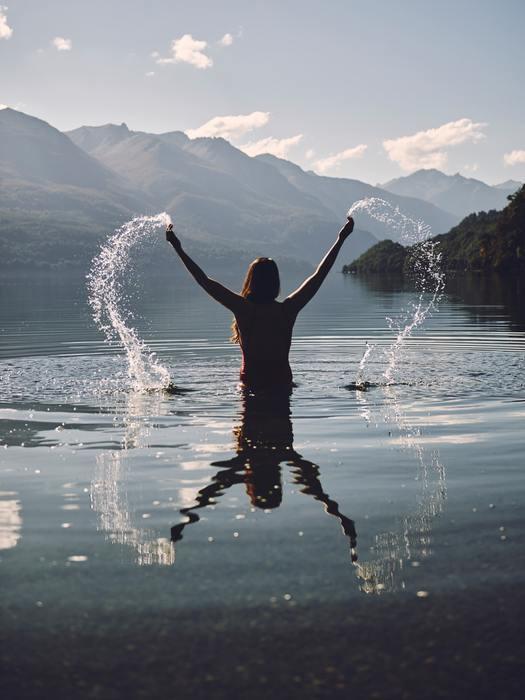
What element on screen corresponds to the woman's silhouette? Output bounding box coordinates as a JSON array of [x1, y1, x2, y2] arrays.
[[166, 218, 354, 389], [170, 388, 357, 561]]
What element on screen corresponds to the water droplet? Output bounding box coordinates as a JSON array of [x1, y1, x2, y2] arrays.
[[416, 590, 429, 598], [235, 514, 245, 520], [283, 593, 292, 601], [298, 531, 304, 537], [233, 532, 239, 538], [207, 536, 214, 543], [68, 555, 88, 562], [61, 523, 71, 529]]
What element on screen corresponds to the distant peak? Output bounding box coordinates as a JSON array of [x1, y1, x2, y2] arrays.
[[102, 122, 129, 132], [413, 168, 446, 177], [72, 122, 130, 133]]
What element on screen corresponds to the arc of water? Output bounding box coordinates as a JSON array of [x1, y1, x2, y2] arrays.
[[87, 213, 172, 392], [347, 198, 445, 385]]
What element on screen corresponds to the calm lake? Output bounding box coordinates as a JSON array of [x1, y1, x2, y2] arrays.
[[1, 269, 524, 697]]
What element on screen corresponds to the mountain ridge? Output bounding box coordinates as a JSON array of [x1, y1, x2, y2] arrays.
[[380, 168, 520, 219]]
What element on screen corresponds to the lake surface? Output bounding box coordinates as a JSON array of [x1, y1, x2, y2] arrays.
[[1, 270, 524, 698]]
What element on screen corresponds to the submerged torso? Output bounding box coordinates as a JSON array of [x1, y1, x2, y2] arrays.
[[235, 300, 296, 389]]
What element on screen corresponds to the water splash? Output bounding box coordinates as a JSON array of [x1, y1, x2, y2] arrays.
[[348, 196, 432, 244], [355, 341, 372, 389], [347, 197, 445, 385], [87, 214, 172, 392], [383, 238, 444, 384]]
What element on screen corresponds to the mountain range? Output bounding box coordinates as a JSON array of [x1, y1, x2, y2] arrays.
[[65, 120, 456, 261], [380, 169, 521, 219], [0, 107, 515, 274]]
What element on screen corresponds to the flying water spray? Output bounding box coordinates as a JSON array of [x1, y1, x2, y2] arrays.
[[346, 198, 445, 387], [87, 213, 172, 393]]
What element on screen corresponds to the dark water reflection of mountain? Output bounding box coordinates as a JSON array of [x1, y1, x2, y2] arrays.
[[351, 272, 525, 332]]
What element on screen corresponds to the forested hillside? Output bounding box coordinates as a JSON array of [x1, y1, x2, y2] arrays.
[[344, 186, 525, 275]]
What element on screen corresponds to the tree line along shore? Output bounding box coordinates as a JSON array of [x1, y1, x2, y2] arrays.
[[343, 186, 525, 276]]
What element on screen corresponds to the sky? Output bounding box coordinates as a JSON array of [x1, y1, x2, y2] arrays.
[[1, 0, 524, 184]]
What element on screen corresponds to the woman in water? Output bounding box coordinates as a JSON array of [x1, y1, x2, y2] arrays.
[[166, 216, 354, 389]]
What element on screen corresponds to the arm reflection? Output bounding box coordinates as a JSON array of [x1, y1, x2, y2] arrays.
[[171, 388, 357, 562]]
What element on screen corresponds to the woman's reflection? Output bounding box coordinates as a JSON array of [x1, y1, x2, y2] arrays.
[[171, 388, 357, 562]]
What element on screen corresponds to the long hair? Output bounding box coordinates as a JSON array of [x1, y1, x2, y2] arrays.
[[231, 257, 280, 343]]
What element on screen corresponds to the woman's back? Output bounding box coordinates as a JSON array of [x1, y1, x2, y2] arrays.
[[236, 301, 295, 388], [235, 300, 295, 387]]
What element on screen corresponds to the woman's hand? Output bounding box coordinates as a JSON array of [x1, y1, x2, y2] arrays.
[[166, 223, 181, 250], [338, 216, 354, 242]]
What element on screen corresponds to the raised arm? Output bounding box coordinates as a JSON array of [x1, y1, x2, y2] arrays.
[[166, 224, 245, 313], [284, 217, 354, 316]]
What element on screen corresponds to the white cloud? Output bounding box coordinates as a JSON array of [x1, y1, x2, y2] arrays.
[[219, 33, 233, 47], [0, 103, 8, 109], [239, 134, 303, 158], [145, 71, 155, 78], [463, 163, 479, 174], [313, 144, 367, 174], [305, 148, 315, 160], [383, 118, 487, 172], [504, 150, 525, 166], [52, 36, 72, 51], [0, 6, 12, 39], [156, 34, 212, 69], [187, 111, 270, 140]]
